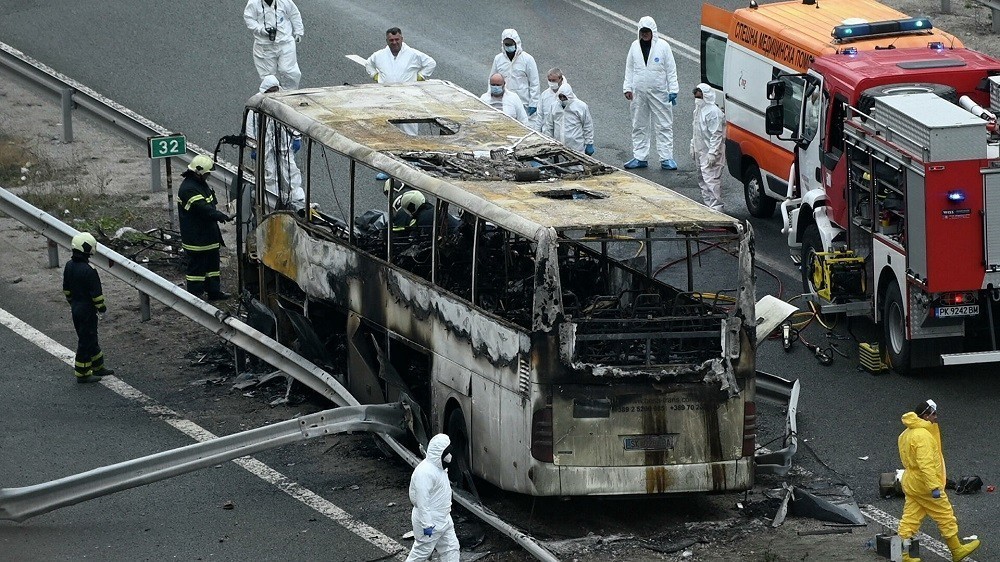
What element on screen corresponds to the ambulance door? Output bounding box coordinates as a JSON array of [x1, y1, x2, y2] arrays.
[[699, 3, 730, 110], [795, 72, 824, 197]]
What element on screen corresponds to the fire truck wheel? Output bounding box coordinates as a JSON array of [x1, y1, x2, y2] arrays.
[[857, 83, 958, 117], [882, 282, 911, 374], [743, 162, 776, 218], [800, 224, 823, 295]]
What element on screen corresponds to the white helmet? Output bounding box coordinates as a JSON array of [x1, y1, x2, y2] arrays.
[[71, 232, 97, 254], [188, 154, 214, 175], [399, 190, 426, 214]]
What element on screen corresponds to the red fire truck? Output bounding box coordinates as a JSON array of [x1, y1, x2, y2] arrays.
[[703, 0, 1000, 372]]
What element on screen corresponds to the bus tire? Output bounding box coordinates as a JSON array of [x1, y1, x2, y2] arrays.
[[800, 223, 823, 295], [743, 162, 776, 218], [882, 282, 912, 374], [446, 408, 474, 491]]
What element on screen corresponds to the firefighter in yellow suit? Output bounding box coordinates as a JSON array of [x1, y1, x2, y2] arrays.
[[897, 399, 981, 562]]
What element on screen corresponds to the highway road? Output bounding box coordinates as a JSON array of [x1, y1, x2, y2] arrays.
[[0, 1, 997, 559]]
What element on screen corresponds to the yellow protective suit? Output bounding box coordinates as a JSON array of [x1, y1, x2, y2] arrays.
[[897, 411, 958, 540]]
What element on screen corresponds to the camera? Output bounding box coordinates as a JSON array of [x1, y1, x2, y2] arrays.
[[266, 26, 277, 41]]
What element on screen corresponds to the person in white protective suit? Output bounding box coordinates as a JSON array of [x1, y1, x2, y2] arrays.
[[246, 76, 305, 209], [544, 83, 595, 155], [405, 434, 460, 562], [690, 83, 725, 212], [243, 0, 304, 91], [489, 29, 541, 130], [538, 68, 568, 134], [366, 27, 436, 136], [366, 27, 436, 84], [622, 16, 679, 171], [480, 73, 529, 125]]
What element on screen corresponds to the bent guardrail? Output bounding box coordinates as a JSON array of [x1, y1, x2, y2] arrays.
[[754, 371, 800, 476]]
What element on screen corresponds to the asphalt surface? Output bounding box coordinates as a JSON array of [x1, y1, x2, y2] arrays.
[[0, 1, 997, 560]]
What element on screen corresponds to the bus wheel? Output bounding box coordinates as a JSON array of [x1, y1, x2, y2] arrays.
[[446, 408, 479, 499], [882, 282, 911, 374], [743, 163, 776, 218]]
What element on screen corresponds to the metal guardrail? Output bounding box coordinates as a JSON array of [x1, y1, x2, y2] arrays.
[[0, 403, 410, 523], [0, 40, 238, 196], [978, 0, 1000, 33]]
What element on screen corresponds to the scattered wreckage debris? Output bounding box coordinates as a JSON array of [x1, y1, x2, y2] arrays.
[[767, 480, 866, 527], [100, 226, 184, 265]]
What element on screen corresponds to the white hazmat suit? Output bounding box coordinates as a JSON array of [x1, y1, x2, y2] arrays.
[[365, 43, 436, 84], [480, 89, 529, 125], [489, 29, 540, 129], [405, 434, 460, 562], [623, 16, 679, 167], [544, 83, 594, 154], [690, 83, 725, 212], [247, 75, 304, 209], [244, 0, 304, 90], [538, 74, 568, 135]]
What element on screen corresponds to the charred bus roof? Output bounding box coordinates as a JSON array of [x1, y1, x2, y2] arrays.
[[246, 80, 740, 239]]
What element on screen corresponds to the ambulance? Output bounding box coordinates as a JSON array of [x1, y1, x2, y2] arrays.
[[702, 0, 1000, 373]]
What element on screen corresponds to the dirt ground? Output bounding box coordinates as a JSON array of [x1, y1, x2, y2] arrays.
[[1, 3, 996, 559]]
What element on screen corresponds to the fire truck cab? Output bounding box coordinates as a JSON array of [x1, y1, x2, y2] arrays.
[[703, 0, 1000, 372]]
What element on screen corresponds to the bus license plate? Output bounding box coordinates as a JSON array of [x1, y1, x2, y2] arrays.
[[623, 434, 677, 452], [936, 305, 979, 318]]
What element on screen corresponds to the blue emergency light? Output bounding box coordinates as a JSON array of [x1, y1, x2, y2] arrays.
[[832, 17, 933, 41], [947, 190, 966, 202], [839, 47, 858, 57]]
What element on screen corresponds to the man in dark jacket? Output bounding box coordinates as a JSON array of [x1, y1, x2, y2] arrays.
[[63, 232, 113, 383], [178, 155, 232, 300]]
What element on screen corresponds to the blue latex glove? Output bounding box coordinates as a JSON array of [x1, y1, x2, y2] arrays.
[[422, 526, 435, 537], [931, 488, 941, 499], [292, 138, 302, 153], [527, 106, 537, 116], [249, 150, 257, 161], [668, 92, 678, 105], [585, 144, 595, 155]]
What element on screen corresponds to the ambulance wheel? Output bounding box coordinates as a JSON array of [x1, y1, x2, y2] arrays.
[[800, 224, 824, 295], [882, 282, 912, 374], [857, 83, 958, 117], [743, 163, 776, 218]]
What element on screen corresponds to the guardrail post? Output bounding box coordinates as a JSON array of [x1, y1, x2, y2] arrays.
[[47, 240, 59, 268], [60, 88, 74, 143], [940, 0, 950, 13], [150, 158, 161, 192], [139, 291, 151, 322]]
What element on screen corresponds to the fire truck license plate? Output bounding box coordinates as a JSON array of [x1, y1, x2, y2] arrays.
[[936, 305, 979, 318]]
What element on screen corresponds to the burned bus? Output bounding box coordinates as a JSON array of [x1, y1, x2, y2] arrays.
[[235, 80, 758, 495]]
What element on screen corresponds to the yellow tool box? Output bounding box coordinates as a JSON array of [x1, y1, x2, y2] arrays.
[[810, 251, 866, 302]]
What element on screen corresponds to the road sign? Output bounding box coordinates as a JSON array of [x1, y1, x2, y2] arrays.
[[148, 134, 186, 159]]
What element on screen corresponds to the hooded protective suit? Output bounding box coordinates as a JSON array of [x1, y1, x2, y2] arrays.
[[691, 83, 725, 211], [480, 89, 529, 125], [623, 16, 679, 163], [405, 434, 460, 562], [490, 29, 540, 129], [243, 0, 304, 90], [538, 74, 568, 135], [246, 76, 305, 208], [897, 410, 959, 541], [544, 83, 594, 153]]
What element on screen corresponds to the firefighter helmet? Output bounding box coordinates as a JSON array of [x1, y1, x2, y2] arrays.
[[399, 190, 426, 214], [71, 232, 97, 255], [188, 154, 214, 174]]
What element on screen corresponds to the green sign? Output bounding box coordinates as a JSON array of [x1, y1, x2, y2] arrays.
[[148, 134, 186, 159]]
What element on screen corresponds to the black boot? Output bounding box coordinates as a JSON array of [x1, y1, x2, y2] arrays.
[[207, 291, 232, 301], [76, 374, 103, 384], [92, 367, 115, 377]]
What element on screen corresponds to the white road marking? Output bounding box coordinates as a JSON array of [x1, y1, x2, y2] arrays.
[[345, 54, 367, 66], [560, 0, 699, 62], [0, 306, 407, 561]]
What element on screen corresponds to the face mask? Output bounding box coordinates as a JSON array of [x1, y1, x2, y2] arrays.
[[560, 100, 569, 109], [443, 453, 453, 463], [548, 81, 560, 91], [490, 85, 504, 96], [504, 44, 517, 54], [695, 98, 705, 106]]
